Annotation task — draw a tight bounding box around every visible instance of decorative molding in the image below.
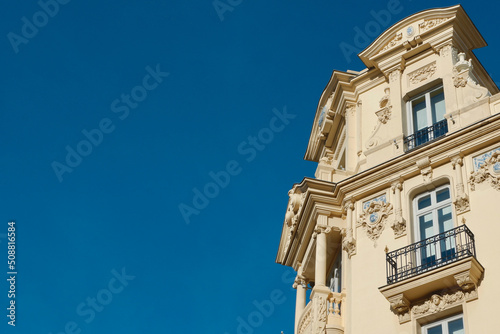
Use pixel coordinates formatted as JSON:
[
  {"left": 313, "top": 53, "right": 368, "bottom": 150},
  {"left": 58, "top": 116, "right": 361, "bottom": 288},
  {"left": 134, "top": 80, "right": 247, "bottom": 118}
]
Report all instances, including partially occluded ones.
[
  {"left": 346, "top": 103, "right": 356, "bottom": 116},
  {"left": 358, "top": 194, "right": 393, "bottom": 242},
  {"left": 408, "top": 62, "right": 437, "bottom": 85},
  {"left": 419, "top": 17, "right": 451, "bottom": 33},
  {"left": 436, "top": 43, "right": 453, "bottom": 57},
  {"left": 389, "top": 69, "right": 401, "bottom": 83},
  {"left": 341, "top": 228, "right": 356, "bottom": 258},
  {"left": 390, "top": 182, "right": 406, "bottom": 237},
  {"left": 379, "top": 33, "right": 403, "bottom": 54},
  {"left": 411, "top": 289, "right": 476, "bottom": 317},
  {"left": 283, "top": 187, "right": 306, "bottom": 257},
  {"left": 469, "top": 151, "right": 500, "bottom": 191},
  {"left": 388, "top": 294, "right": 410, "bottom": 324},
  {"left": 366, "top": 88, "right": 392, "bottom": 149},
  {"left": 453, "top": 194, "right": 470, "bottom": 213}
]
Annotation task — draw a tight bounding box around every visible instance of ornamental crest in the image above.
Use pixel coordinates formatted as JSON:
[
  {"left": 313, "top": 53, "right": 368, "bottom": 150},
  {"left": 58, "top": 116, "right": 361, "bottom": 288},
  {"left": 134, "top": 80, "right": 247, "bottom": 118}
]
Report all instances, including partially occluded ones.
[
  {"left": 358, "top": 194, "right": 393, "bottom": 241},
  {"left": 469, "top": 150, "right": 500, "bottom": 191}
]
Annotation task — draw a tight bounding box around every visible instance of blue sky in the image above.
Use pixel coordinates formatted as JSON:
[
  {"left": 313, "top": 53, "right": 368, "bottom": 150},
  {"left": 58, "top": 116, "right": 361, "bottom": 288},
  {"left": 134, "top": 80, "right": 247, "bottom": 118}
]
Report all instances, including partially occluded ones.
[{"left": 1, "top": 1, "right": 499, "bottom": 333}]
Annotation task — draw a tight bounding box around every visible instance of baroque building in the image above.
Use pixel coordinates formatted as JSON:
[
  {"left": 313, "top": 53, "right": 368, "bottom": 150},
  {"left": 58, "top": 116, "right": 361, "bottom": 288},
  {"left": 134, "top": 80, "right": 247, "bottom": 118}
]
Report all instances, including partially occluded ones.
[{"left": 276, "top": 5, "right": 500, "bottom": 334}]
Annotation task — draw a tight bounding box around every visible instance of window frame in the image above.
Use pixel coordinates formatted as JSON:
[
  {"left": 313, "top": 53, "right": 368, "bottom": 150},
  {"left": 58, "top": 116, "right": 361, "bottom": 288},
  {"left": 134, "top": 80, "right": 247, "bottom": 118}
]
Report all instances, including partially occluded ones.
[
  {"left": 412, "top": 184, "right": 455, "bottom": 268},
  {"left": 421, "top": 313, "right": 464, "bottom": 334},
  {"left": 406, "top": 85, "right": 446, "bottom": 136}
]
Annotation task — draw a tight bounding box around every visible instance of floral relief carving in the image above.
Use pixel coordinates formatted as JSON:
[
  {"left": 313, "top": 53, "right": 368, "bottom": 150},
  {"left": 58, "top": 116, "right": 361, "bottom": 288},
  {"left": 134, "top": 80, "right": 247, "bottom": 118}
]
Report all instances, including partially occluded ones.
[
  {"left": 469, "top": 151, "right": 500, "bottom": 191},
  {"left": 419, "top": 17, "right": 451, "bottom": 32},
  {"left": 379, "top": 33, "right": 403, "bottom": 54},
  {"left": 358, "top": 194, "right": 393, "bottom": 242},
  {"left": 314, "top": 295, "right": 327, "bottom": 334},
  {"left": 408, "top": 62, "right": 437, "bottom": 85}
]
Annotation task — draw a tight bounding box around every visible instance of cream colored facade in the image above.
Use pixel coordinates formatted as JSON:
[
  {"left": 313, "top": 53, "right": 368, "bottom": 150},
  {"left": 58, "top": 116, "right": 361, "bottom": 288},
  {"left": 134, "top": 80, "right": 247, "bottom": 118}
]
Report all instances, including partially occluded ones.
[{"left": 276, "top": 5, "right": 500, "bottom": 334}]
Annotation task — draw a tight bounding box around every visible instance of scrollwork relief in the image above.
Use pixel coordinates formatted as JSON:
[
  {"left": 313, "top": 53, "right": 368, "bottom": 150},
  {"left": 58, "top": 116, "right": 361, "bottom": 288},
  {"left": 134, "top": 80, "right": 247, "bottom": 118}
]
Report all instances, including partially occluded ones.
[
  {"left": 358, "top": 195, "right": 393, "bottom": 241},
  {"left": 419, "top": 17, "right": 451, "bottom": 32},
  {"left": 379, "top": 33, "right": 403, "bottom": 54},
  {"left": 408, "top": 62, "right": 437, "bottom": 85},
  {"left": 469, "top": 151, "right": 500, "bottom": 191},
  {"left": 411, "top": 289, "right": 476, "bottom": 317}
]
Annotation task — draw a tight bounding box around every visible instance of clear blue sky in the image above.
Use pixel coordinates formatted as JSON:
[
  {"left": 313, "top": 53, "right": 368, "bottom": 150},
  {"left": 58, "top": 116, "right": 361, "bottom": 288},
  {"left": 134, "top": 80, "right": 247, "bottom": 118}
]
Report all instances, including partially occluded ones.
[{"left": 1, "top": 1, "right": 499, "bottom": 333}]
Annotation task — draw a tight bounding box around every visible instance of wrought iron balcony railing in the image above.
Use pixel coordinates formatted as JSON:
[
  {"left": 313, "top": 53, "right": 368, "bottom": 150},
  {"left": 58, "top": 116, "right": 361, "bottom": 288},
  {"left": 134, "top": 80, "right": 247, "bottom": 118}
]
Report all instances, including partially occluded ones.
[
  {"left": 404, "top": 119, "right": 448, "bottom": 151},
  {"left": 386, "top": 225, "right": 476, "bottom": 284}
]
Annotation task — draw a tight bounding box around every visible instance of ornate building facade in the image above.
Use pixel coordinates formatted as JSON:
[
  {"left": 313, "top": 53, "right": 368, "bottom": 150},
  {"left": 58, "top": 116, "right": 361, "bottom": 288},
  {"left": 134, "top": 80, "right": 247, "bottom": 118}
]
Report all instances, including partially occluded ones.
[{"left": 276, "top": 5, "right": 500, "bottom": 334}]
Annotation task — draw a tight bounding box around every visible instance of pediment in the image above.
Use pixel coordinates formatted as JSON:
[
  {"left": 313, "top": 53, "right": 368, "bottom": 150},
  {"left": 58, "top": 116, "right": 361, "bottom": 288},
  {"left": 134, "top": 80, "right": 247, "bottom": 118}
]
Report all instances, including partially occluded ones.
[{"left": 359, "top": 5, "right": 486, "bottom": 69}]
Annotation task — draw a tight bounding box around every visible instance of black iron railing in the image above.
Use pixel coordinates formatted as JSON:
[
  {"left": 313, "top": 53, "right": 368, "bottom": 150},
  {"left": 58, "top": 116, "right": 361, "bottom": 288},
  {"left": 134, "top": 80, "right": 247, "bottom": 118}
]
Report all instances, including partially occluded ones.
[
  {"left": 386, "top": 225, "right": 476, "bottom": 284},
  {"left": 404, "top": 119, "right": 448, "bottom": 151}
]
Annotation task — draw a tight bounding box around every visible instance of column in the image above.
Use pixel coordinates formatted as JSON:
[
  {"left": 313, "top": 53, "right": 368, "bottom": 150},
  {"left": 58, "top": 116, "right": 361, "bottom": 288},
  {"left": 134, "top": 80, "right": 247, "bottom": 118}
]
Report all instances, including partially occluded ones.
[
  {"left": 315, "top": 229, "right": 327, "bottom": 286},
  {"left": 342, "top": 200, "right": 356, "bottom": 258},
  {"left": 293, "top": 275, "right": 307, "bottom": 334}
]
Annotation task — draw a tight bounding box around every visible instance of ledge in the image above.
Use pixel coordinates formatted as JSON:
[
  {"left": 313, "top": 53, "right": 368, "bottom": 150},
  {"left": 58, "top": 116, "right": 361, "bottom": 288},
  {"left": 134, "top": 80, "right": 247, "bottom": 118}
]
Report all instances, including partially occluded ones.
[{"left": 379, "top": 256, "right": 484, "bottom": 323}]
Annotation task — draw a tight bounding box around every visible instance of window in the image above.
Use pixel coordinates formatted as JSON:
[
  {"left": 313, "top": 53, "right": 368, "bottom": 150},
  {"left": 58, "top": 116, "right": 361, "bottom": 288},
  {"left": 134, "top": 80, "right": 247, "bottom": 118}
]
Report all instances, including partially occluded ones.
[
  {"left": 328, "top": 252, "right": 342, "bottom": 293},
  {"left": 413, "top": 185, "right": 454, "bottom": 269},
  {"left": 405, "top": 86, "right": 448, "bottom": 150},
  {"left": 422, "top": 314, "right": 464, "bottom": 334}
]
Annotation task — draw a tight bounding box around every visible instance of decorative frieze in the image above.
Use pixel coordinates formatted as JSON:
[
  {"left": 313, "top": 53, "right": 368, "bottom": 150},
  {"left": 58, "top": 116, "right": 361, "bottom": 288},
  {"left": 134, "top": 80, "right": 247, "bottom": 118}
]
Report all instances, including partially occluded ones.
[
  {"left": 411, "top": 289, "right": 476, "bottom": 317},
  {"left": 379, "top": 33, "right": 403, "bottom": 54},
  {"left": 408, "top": 62, "right": 437, "bottom": 85},
  {"left": 419, "top": 17, "right": 451, "bottom": 32},
  {"left": 358, "top": 194, "right": 393, "bottom": 242}
]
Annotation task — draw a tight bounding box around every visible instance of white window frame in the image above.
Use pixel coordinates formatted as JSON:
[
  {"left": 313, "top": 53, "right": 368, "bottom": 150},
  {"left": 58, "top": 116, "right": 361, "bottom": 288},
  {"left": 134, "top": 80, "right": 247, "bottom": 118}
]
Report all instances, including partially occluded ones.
[
  {"left": 412, "top": 184, "right": 454, "bottom": 267},
  {"left": 406, "top": 85, "right": 446, "bottom": 136},
  {"left": 421, "top": 313, "right": 464, "bottom": 334}
]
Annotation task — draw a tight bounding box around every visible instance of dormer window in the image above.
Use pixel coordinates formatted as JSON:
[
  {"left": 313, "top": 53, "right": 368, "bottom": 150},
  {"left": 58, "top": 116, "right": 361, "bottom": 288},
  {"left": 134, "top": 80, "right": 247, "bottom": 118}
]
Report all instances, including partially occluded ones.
[{"left": 404, "top": 86, "right": 448, "bottom": 150}]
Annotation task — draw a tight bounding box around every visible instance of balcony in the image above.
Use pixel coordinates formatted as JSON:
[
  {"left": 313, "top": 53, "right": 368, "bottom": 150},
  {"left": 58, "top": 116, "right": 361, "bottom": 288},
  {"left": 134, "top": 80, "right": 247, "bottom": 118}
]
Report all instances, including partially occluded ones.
[
  {"left": 404, "top": 119, "right": 448, "bottom": 151},
  {"left": 386, "top": 225, "right": 475, "bottom": 284},
  {"left": 297, "top": 291, "right": 345, "bottom": 334},
  {"left": 379, "top": 225, "right": 484, "bottom": 324}
]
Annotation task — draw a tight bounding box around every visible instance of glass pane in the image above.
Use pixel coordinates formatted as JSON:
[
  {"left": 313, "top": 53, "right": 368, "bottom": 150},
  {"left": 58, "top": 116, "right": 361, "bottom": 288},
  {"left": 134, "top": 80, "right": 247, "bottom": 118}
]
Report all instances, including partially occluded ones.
[
  {"left": 413, "top": 96, "right": 428, "bottom": 131},
  {"left": 418, "top": 195, "right": 432, "bottom": 210},
  {"left": 420, "top": 213, "right": 436, "bottom": 267},
  {"left": 427, "top": 324, "right": 443, "bottom": 334},
  {"left": 438, "top": 205, "right": 455, "bottom": 260},
  {"left": 438, "top": 205, "right": 453, "bottom": 233},
  {"left": 436, "top": 188, "right": 450, "bottom": 202},
  {"left": 431, "top": 89, "right": 446, "bottom": 123},
  {"left": 448, "top": 318, "right": 464, "bottom": 334}
]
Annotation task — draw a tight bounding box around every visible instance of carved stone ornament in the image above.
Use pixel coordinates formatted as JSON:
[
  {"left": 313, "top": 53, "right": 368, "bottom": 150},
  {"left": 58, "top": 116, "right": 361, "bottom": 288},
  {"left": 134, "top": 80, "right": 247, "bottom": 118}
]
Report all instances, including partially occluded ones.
[
  {"left": 411, "top": 289, "right": 477, "bottom": 317},
  {"left": 379, "top": 33, "right": 403, "bottom": 54},
  {"left": 341, "top": 229, "right": 356, "bottom": 258},
  {"left": 469, "top": 151, "right": 500, "bottom": 191},
  {"left": 408, "top": 62, "right": 437, "bottom": 85},
  {"left": 283, "top": 187, "right": 306, "bottom": 256},
  {"left": 319, "top": 153, "right": 334, "bottom": 166},
  {"left": 391, "top": 215, "right": 406, "bottom": 237},
  {"left": 436, "top": 43, "right": 452, "bottom": 57},
  {"left": 358, "top": 194, "right": 393, "bottom": 241},
  {"left": 389, "top": 69, "right": 400, "bottom": 83},
  {"left": 388, "top": 294, "right": 410, "bottom": 324},
  {"left": 419, "top": 17, "right": 451, "bottom": 32},
  {"left": 453, "top": 193, "right": 470, "bottom": 214},
  {"left": 315, "top": 295, "right": 327, "bottom": 334},
  {"left": 366, "top": 88, "right": 392, "bottom": 149}
]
